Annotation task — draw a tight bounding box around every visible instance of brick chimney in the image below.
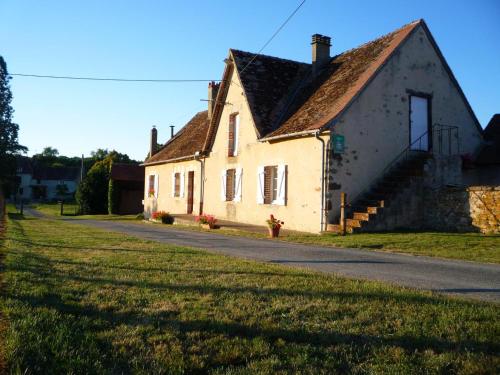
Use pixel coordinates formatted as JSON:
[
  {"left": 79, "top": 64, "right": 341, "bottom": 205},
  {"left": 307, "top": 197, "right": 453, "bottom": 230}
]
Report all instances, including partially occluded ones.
[
  {"left": 150, "top": 126, "right": 157, "bottom": 157},
  {"left": 208, "top": 81, "right": 220, "bottom": 120},
  {"left": 311, "top": 34, "right": 331, "bottom": 75}
]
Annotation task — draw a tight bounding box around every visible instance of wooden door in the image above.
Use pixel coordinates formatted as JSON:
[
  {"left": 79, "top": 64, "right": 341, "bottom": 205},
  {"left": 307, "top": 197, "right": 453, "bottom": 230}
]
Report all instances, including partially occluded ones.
[{"left": 187, "top": 171, "right": 194, "bottom": 214}]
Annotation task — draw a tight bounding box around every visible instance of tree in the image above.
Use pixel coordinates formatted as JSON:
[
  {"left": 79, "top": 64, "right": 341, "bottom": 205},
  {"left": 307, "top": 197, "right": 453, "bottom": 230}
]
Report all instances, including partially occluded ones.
[
  {"left": 0, "top": 55, "right": 27, "bottom": 194},
  {"left": 76, "top": 158, "right": 111, "bottom": 214}
]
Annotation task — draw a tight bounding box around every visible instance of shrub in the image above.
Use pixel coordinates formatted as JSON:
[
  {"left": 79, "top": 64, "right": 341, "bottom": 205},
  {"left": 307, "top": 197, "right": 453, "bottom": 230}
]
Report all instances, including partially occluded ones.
[
  {"left": 152, "top": 211, "right": 174, "bottom": 224},
  {"left": 195, "top": 214, "right": 217, "bottom": 226}
]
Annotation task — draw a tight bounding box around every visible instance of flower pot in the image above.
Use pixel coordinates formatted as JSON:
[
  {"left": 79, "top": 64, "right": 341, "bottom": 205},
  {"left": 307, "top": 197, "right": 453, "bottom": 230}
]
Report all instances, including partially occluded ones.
[
  {"left": 201, "top": 223, "right": 213, "bottom": 230},
  {"left": 268, "top": 227, "right": 280, "bottom": 238}
]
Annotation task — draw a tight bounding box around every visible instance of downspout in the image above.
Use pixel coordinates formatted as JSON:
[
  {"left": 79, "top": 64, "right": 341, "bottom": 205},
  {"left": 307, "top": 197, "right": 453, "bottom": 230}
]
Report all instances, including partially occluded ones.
[
  {"left": 315, "top": 130, "right": 326, "bottom": 232},
  {"left": 195, "top": 152, "right": 205, "bottom": 215}
]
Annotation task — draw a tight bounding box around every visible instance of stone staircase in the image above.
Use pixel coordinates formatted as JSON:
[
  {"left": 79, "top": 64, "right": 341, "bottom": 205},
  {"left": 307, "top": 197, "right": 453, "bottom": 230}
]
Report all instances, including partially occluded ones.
[{"left": 327, "top": 153, "right": 432, "bottom": 234}]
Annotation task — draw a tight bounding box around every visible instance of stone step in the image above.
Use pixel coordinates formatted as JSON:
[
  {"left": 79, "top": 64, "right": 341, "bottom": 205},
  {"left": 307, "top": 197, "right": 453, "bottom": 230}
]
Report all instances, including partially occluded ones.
[
  {"left": 352, "top": 212, "right": 372, "bottom": 221},
  {"left": 326, "top": 224, "right": 356, "bottom": 234},
  {"left": 346, "top": 218, "right": 362, "bottom": 228}
]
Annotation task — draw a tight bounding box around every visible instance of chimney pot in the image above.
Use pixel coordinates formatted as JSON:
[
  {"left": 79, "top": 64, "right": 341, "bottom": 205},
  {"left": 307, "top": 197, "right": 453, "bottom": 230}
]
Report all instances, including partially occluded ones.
[
  {"left": 208, "top": 81, "right": 220, "bottom": 120},
  {"left": 311, "top": 34, "right": 331, "bottom": 75},
  {"left": 170, "top": 125, "right": 175, "bottom": 139},
  {"left": 149, "top": 126, "right": 158, "bottom": 157}
]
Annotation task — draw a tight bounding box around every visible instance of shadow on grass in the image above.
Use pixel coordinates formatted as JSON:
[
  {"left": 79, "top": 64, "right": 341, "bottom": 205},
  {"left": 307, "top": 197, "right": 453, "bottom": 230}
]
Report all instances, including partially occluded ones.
[{"left": 7, "top": 286, "right": 499, "bottom": 358}]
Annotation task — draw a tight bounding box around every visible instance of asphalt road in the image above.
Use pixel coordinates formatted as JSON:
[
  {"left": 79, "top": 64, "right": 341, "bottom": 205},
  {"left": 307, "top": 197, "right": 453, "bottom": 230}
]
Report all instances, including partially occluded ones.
[{"left": 46, "top": 215, "right": 500, "bottom": 303}]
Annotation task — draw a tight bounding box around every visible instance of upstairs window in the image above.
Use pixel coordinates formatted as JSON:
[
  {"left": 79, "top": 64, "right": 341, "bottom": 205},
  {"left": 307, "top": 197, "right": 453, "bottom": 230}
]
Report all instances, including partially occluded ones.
[
  {"left": 228, "top": 113, "right": 239, "bottom": 157},
  {"left": 257, "top": 165, "right": 287, "bottom": 205}
]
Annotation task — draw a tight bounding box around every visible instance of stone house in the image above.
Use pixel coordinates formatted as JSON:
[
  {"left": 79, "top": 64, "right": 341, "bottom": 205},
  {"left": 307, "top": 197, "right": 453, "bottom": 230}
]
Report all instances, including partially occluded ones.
[{"left": 143, "top": 19, "right": 484, "bottom": 233}]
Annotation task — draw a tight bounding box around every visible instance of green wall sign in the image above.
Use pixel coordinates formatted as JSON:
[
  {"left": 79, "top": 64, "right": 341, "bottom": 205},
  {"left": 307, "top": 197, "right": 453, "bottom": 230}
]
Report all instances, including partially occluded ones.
[{"left": 333, "top": 134, "right": 345, "bottom": 154}]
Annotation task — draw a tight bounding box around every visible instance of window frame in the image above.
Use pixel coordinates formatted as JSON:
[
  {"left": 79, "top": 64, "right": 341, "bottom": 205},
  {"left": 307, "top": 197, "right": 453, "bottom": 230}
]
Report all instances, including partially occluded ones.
[
  {"left": 225, "top": 168, "right": 236, "bottom": 201},
  {"left": 174, "top": 172, "right": 181, "bottom": 197},
  {"left": 228, "top": 113, "right": 239, "bottom": 157}
]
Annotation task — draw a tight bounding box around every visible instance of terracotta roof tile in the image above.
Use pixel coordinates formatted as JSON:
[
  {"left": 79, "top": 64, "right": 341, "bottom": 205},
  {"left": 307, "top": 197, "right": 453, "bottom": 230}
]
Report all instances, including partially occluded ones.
[
  {"left": 145, "top": 111, "right": 209, "bottom": 164},
  {"left": 231, "top": 50, "right": 309, "bottom": 136},
  {"left": 264, "top": 20, "right": 421, "bottom": 137}
]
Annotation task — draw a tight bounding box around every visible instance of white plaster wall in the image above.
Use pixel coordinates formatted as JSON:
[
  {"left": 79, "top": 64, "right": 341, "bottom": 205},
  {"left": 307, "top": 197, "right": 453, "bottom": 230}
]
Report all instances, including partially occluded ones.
[
  {"left": 144, "top": 160, "right": 202, "bottom": 218},
  {"left": 202, "top": 68, "right": 326, "bottom": 233}
]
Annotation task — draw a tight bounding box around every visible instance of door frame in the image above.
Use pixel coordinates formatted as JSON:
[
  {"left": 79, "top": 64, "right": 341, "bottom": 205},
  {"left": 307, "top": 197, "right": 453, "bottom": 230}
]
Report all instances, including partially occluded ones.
[
  {"left": 187, "top": 171, "right": 194, "bottom": 214},
  {"left": 408, "top": 90, "right": 433, "bottom": 152}
]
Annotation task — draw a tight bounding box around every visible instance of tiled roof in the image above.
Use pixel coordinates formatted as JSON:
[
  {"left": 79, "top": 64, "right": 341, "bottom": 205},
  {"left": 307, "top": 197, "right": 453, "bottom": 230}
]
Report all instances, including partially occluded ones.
[
  {"left": 268, "top": 21, "right": 420, "bottom": 137},
  {"left": 231, "top": 50, "right": 309, "bottom": 137},
  {"left": 476, "top": 114, "right": 500, "bottom": 165},
  {"left": 111, "top": 163, "right": 144, "bottom": 182},
  {"left": 145, "top": 111, "right": 209, "bottom": 164}
]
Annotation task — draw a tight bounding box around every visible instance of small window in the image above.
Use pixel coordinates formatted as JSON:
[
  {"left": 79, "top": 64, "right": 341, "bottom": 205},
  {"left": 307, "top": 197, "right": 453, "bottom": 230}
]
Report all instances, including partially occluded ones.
[
  {"left": 174, "top": 172, "right": 180, "bottom": 197},
  {"left": 228, "top": 113, "right": 239, "bottom": 157},
  {"left": 148, "top": 175, "right": 155, "bottom": 197},
  {"left": 225, "top": 168, "right": 236, "bottom": 201}
]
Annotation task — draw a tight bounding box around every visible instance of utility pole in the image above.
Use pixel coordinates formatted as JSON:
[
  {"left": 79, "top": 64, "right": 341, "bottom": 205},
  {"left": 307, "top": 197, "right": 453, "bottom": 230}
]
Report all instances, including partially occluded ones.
[{"left": 80, "top": 154, "right": 84, "bottom": 182}]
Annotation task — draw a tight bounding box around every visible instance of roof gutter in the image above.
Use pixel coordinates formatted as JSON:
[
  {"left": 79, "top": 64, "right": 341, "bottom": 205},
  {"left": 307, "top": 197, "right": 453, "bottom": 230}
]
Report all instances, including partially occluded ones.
[
  {"left": 259, "top": 129, "right": 321, "bottom": 143},
  {"left": 141, "top": 153, "right": 205, "bottom": 167}
]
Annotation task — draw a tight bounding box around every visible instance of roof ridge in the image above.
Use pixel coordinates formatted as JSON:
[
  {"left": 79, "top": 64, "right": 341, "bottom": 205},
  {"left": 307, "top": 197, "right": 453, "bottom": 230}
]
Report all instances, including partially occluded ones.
[{"left": 230, "top": 48, "right": 310, "bottom": 66}]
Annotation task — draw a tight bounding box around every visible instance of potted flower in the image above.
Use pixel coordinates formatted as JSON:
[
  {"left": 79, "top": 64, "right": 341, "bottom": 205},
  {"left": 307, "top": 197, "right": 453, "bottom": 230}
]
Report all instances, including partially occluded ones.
[
  {"left": 151, "top": 211, "right": 174, "bottom": 224},
  {"left": 195, "top": 214, "right": 218, "bottom": 229},
  {"left": 266, "top": 214, "right": 284, "bottom": 238}
]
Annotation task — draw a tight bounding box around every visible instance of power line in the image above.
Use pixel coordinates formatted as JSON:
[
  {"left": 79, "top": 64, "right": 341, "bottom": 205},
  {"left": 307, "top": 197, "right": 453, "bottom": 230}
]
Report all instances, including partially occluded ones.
[
  {"left": 238, "top": 0, "right": 307, "bottom": 76},
  {"left": 10, "top": 73, "right": 221, "bottom": 83}
]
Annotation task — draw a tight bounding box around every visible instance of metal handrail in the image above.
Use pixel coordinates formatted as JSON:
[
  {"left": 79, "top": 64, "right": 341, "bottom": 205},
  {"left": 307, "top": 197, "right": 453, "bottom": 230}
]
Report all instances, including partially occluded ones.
[{"left": 345, "top": 124, "right": 459, "bottom": 210}]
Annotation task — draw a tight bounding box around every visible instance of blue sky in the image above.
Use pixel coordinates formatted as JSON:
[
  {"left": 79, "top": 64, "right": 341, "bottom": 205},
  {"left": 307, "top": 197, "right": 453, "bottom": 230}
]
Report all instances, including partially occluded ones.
[{"left": 1, "top": 0, "right": 499, "bottom": 160}]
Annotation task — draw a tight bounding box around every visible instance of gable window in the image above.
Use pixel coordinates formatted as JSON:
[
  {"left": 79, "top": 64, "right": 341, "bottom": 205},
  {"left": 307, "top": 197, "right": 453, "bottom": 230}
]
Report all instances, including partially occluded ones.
[
  {"left": 257, "top": 165, "right": 286, "bottom": 205},
  {"left": 148, "top": 174, "right": 158, "bottom": 198},
  {"left": 171, "top": 171, "right": 185, "bottom": 198},
  {"left": 221, "top": 168, "right": 242, "bottom": 202},
  {"left": 228, "top": 113, "right": 239, "bottom": 157}
]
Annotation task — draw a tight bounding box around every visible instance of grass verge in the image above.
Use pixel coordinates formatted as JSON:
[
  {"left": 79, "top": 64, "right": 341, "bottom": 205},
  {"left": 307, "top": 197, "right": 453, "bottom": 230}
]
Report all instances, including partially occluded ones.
[
  {"left": 31, "top": 204, "right": 500, "bottom": 263},
  {"left": 0, "top": 208, "right": 499, "bottom": 373}
]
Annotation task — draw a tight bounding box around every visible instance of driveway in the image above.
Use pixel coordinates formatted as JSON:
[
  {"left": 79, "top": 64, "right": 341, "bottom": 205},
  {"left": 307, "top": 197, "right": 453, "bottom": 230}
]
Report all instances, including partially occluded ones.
[{"left": 43, "top": 214, "right": 500, "bottom": 303}]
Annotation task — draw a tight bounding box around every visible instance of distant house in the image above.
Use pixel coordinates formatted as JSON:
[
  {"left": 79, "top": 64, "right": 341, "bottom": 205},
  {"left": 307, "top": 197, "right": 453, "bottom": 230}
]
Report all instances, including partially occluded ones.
[
  {"left": 16, "top": 157, "right": 81, "bottom": 201},
  {"left": 109, "top": 163, "right": 144, "bottom": 214},
  {"left": 464, "top": 114, "right": 500, "bottom": 185},
  {"left": 142, "top": 19, "right": 484, "bottom": 233}
]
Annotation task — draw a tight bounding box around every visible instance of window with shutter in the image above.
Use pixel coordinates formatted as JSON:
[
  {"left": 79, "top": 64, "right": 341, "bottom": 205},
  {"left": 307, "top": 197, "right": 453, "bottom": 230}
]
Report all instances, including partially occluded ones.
[
  {"left": 263, "top": 166, "right": 275, "bottom": 204},
  {"left": 228, "top": 113, "right": 238, "bottom": 157},
  {"left": 226, "top": 168, "right": 236, "bottom": 201},
  {"left": 262, "top": 165, "right": 286, "bottom": 205},
  {"left": 174, "top": 173, "right": 180, "bottom": 197}
]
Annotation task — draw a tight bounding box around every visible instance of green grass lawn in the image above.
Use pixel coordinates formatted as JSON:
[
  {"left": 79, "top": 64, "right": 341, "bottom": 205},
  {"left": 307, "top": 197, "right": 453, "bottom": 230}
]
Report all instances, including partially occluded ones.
[
  {"left": 0, "top": 209, "right": 499, "bottom": 373},
  {"left": 29, "top": 204, "right": 500, "bottom": 263}
]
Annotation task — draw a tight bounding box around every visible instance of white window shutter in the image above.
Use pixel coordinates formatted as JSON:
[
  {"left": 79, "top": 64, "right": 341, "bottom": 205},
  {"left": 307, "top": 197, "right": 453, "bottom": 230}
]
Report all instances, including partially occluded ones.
[
  {"left": 257, "top": 166, "right": 265, "bottom": 204},
  {"left": 154, "top": 174, "right": 159, "bottom": 199},
  {"left": 171, "top": 172, "right": 176, "bottom": 197},
  {"left": 180, "top": 171, "right": 185, "bottom": 198},
  {"left": 220, "top": 170, "right": 227, "bottom": 201},
  {"left": 276, "top": 165, "right": 286, "bottom": 206},
  {"left": 234, "top": 168, "right": 242, "bottom": 202},
  {"left": 234, "top": 114, "right": 240, "bottom": 156}
]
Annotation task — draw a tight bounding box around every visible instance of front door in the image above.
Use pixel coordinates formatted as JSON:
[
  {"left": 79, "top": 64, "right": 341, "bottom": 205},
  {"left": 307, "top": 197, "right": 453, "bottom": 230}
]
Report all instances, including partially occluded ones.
[
  {"left": 187, "top": 171, "right": 194, "bottom": 214},
  {"left": 410, "top": 95, "right": 431, "bottom": 151}
]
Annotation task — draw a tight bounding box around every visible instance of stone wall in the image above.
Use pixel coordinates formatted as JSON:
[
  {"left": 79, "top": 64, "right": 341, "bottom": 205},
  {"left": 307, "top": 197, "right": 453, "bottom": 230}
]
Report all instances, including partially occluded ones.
[{"left": 424, "top": 186, "right": 499, "bottom": 234}]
